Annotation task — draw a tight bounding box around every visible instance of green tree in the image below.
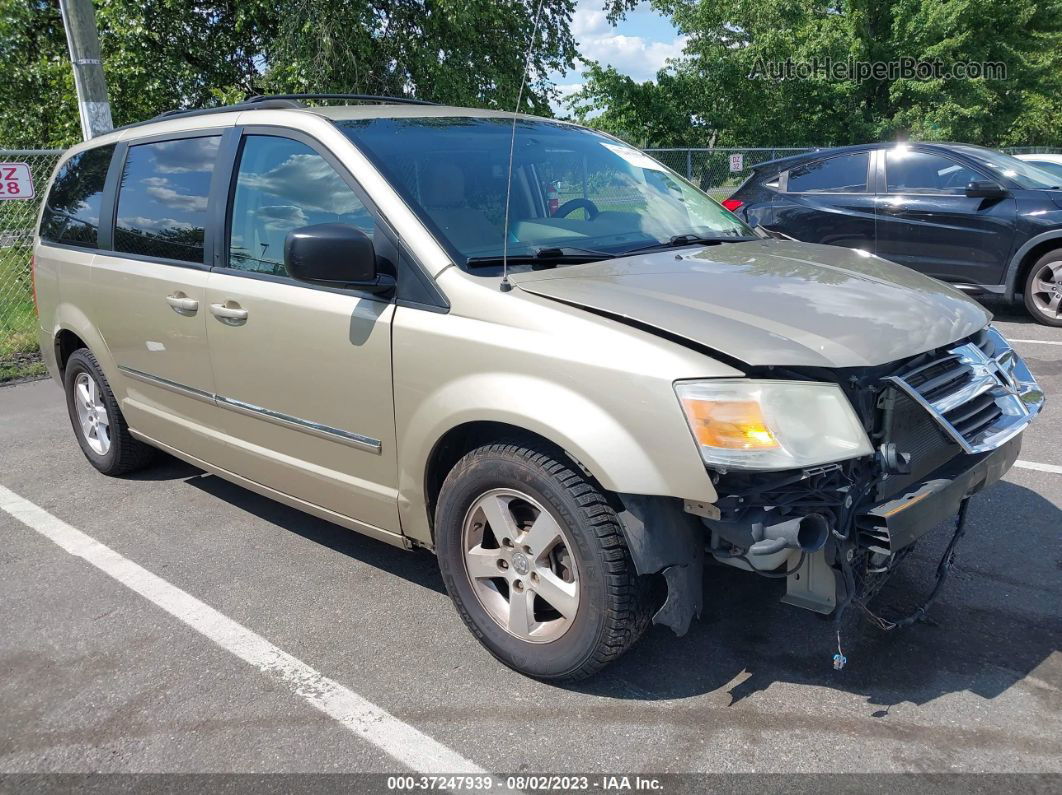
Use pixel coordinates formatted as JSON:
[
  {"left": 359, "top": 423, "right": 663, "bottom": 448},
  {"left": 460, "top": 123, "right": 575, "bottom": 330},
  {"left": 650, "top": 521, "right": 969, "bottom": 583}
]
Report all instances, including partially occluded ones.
[
  {"left": 0, "top": 0, "right": 586, "bottom": 148},
  {"left": 570, "top": 0, "right": 1062, "bottom": 147},
  {"left": 565, "top": 64, "right": 709, "bottom": 147},
  {"left": 0, "top": 0, "right": 79, "bottom": 146},
  {"left": 0, "top": 0, "right": 271, "bottom": 147},
  {"left": 265, "top": 0, "right": 581, "bottom": 115}
]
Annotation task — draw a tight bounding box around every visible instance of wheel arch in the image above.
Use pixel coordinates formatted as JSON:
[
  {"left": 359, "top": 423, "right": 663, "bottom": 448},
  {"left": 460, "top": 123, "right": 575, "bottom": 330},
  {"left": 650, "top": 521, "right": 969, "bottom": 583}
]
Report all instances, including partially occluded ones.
[
  {"left": 48, "top": 302, "right": 118, "bottom": 382},
  {"left": 422, "top": 420, "right": 617, "bottom": 545},
  {"left": 54, "top": 328, "right": 88, "bottom": 375},
  {"left": 1005, "top": 232, "right": 1062, "bottom": 300}
]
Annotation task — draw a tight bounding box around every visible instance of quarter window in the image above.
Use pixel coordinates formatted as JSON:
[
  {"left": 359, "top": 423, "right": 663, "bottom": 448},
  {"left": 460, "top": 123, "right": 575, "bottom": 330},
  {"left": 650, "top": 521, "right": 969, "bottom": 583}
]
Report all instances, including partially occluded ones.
[
  {"left": 39, "top": 145, "right": 115, "bottom": 248},
  {"left": 114, "top": 136, "right": 221, "bottom": 263},
  {"left": 227, "top": 135, "right": 373, "bottom": 276},
  {"left": 787, "top": 153, "right": 869, "bottom": 193},
  {"left": 885, "top": 150, "right": 979, "bottom": 194}
]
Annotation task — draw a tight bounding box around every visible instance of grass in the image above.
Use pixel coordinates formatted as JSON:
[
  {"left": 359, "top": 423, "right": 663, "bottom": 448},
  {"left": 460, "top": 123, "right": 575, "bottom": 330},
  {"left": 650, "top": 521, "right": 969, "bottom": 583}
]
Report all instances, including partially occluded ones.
[
  {"left": 0, "top": 358, "right": 45, "bottom": 383},
  {"left": 0, "top": 245, "right": 44, "bottom": 384}
]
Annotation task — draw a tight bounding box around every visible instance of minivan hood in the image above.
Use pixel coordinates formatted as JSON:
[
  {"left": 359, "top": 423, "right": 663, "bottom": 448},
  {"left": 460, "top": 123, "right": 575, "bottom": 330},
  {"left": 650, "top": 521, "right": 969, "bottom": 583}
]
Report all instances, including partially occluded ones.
[{"left": 510, "top": 240, "right": 990, "bottom": 369}]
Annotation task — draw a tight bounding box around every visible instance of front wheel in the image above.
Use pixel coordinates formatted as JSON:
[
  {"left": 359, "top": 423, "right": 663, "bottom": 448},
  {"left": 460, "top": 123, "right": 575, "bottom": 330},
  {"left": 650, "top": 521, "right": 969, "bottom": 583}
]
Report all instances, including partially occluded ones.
[
  {"left": 435, "top": 441, "right": 653, "bottom": 680},
  {"left": 1023, "top": 251, "right": 1062, "bottom": 326}
]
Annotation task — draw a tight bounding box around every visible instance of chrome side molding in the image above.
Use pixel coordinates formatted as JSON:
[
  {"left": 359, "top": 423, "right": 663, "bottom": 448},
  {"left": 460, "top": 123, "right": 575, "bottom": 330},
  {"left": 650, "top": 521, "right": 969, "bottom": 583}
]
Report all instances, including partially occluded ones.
[
  {"left": 119, "top": 365, "right": 215, "bottom": 404},
  {"left": 215, "top": 395, "right": 382, "bottom": 453},
  {"left": 117, "top": 365, "right": 382, "bottom": 454}
]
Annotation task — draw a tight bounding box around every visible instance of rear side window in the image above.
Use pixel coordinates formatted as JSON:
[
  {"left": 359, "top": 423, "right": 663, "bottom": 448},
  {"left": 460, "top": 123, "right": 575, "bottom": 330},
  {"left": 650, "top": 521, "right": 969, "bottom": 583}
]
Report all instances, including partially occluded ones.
[
  {"left": 114, "top": 136, "right": 221, "bottom": 263},
  {"left": 885, "top": 150, "right": 980, "bottom": 194},
  {"left": 39, "top": 145, "right": 115, "bottom": 248},
  {"left": 787, "top": 152, "right": 869, "bottom": 193}
]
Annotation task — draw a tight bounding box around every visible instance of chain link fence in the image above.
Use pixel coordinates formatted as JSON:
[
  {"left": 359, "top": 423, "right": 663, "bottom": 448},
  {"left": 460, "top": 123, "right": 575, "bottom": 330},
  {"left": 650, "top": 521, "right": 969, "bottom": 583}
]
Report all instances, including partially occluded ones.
[
  {"left": 646, "top": 147, "right": 815, "bottom": 200},
  {"left": 0, "top": 149, "right": 61, "bottom": 376}
]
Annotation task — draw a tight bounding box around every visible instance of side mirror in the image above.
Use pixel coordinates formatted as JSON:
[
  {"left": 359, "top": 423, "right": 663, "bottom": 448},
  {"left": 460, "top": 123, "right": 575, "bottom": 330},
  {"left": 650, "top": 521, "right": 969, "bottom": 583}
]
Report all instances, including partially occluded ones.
[
  {"left": 965, "top": 180, "right": 1007, "bottom": 199},
  {"left": 284, "top": 223, "right": 395, "bottom": 293}
]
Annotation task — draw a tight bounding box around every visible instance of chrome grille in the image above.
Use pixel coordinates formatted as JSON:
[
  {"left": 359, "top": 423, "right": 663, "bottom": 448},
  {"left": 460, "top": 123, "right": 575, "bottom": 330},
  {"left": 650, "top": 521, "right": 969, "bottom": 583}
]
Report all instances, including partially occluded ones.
[{"left": 884, "top": 327, "right": 1044, "bottom": 455}]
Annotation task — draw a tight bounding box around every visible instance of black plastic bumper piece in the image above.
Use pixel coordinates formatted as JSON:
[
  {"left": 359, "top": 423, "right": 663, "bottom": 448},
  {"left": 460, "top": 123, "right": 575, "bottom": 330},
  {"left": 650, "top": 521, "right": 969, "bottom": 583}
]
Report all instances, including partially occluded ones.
[
  {"left": 616, "top": 495, "right": 704, "bottom": 636},
  {"left": 858, "top": 434, "right": 1021, "bottom": 554}
]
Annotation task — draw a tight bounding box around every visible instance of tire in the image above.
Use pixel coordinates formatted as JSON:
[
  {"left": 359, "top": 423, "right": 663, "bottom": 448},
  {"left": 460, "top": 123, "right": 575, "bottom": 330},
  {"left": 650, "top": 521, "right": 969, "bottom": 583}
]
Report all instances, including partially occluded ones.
[
  {"left": 64, "top": 349, "right": 156, "bottom": 476},
  {"left": 1022, "top": 251, "right": 1062, "bottom": 327},
  {"left": 435, "top": 439, "right": 653, "bottom": 680}
]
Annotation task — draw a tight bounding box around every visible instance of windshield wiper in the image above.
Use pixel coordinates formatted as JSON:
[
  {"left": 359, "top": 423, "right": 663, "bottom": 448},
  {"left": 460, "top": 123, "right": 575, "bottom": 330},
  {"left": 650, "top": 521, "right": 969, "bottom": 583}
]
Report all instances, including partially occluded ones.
[
  {"left": 465, "top": 245, "right": 617, "bottom": 269},
  {"left": 621, "top": 233, "right": 757, "bottom": 255}
]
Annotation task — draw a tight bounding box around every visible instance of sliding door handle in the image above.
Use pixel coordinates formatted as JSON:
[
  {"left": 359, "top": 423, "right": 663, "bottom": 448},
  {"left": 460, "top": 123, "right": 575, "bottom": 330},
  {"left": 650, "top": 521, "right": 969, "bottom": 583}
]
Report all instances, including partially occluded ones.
[
  {"left": 210, "top": 302, "right": 248, "bottom": 325},
  {"left": 165, "top": 293, "right": 199, "bottom": 315}
]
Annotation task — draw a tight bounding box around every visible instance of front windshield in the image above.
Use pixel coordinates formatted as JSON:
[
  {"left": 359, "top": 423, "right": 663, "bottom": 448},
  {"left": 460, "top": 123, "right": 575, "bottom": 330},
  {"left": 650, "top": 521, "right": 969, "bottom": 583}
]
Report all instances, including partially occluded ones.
[
  {"left": 338, "top": 117, "right": 752, "bottom": 270},
  {"left": 950, "top": 146, "right": 1062, "bottom": 190}
]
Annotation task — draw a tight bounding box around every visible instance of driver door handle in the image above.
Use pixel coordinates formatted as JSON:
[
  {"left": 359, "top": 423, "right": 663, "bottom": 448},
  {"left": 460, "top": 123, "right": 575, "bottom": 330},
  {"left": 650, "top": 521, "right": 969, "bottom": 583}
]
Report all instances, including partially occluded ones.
[
  {"left": 165, "top": 293, "right": 199, "bottom": 315},
  {"left": 210, "top": 302, "right": 248, "bottom": 325}
]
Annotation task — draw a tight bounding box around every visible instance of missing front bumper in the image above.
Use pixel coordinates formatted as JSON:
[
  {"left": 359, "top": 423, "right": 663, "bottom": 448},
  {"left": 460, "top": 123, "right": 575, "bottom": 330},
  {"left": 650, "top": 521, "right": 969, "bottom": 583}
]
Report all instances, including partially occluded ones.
[
  {"left": 783, "top": 433, "right": 1022, "bottom": 616},
  {"left": 857, "top": 434, "right": 1022, "bottom": 555}
]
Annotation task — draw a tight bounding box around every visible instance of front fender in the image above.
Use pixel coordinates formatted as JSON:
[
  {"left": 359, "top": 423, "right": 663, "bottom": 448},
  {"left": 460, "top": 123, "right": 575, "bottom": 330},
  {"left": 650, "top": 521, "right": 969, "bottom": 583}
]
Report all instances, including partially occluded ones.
[{"left": 396, "top": 371, "right": 717, "bottom": 546}]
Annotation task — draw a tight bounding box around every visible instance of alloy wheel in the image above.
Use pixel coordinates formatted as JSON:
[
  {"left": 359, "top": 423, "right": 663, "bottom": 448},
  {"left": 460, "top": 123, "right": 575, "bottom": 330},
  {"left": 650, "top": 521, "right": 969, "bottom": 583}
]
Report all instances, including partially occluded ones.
[
  {"left": 1030, "top": 259, "right": 1062, "bottom": 320},
  {"left": 74, "top": 371, "right": 111, "bottom": 456},
  {"left": 461, "top": 488, "right": 580, "bottom": 643}
]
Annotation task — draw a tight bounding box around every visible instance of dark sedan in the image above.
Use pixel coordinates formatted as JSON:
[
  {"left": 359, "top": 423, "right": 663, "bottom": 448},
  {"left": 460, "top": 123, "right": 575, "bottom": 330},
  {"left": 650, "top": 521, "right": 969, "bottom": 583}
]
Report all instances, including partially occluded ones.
[{"left": 723, "top": 142, "right": 1062, "bottom": 326}]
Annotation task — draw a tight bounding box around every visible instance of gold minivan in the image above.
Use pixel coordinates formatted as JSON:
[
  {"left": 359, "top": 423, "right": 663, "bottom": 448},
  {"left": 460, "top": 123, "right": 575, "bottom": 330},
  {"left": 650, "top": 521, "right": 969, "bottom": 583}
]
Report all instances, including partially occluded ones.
[{"left": 34, "top": 95, "right": 1043, "bottom": 679}]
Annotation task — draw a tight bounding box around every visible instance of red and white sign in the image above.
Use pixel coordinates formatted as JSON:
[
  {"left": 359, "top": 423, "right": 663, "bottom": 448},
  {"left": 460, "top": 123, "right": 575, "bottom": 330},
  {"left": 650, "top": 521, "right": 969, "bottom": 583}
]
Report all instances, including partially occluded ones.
[
  {"left": 0, "top": 163, "right": 34, "bottom": 200},
  {"left": 728, "top": 153, "right": 744, "bottom": 173}
]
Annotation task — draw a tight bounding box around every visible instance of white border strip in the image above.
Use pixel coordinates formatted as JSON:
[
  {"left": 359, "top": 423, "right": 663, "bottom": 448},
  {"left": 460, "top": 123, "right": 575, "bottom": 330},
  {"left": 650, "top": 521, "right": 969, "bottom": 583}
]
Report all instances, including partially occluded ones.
[
  {"left": 1014, "top": 459, "right": 1062, "bottom": 475},
  {"left": 0, "top": 484, "right": 487, "bottom": 775},
  {"left": 1009, "top": 338, "right": 1062, "bottom": 346}
]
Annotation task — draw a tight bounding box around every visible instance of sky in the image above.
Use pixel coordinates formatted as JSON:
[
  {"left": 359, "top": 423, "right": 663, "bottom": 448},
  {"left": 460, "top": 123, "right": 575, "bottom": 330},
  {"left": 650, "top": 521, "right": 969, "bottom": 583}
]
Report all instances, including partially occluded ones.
[{"left": 549, "top": 1, "right": 686, "bottom": 113}]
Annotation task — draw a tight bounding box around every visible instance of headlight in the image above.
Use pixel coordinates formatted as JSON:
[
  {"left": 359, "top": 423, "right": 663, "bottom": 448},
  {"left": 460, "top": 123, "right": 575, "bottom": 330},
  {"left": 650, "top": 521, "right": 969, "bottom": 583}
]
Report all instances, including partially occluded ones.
[{"left": 675, "top": 379, "right": 873, "bottom": 470}]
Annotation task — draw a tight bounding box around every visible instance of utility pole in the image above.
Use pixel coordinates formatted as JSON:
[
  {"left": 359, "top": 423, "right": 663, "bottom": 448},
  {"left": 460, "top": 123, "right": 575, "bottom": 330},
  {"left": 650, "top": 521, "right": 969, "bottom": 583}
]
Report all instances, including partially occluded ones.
[{"left": 59, "top": 0, "right": 113, "bottom": 139}]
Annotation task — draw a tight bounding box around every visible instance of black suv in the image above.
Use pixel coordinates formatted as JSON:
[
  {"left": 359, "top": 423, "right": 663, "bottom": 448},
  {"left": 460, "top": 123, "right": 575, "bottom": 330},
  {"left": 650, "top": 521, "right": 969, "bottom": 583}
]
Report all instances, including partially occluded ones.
[{"left": 723, "top": 142, "right": 1062, "bottom": 326}]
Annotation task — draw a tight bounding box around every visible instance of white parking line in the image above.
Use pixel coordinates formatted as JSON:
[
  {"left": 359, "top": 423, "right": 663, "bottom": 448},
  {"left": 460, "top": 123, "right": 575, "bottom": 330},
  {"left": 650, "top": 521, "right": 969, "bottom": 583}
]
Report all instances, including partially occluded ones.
[
  {"left": 0, "top": 483, "right": 488, "bottom": 776},
  {"left": 1010, "top": 338, "right": 1062, "bottom": 346},
  {"left": 1015, "top": 459, "right": 1062, "bottom": 475}
]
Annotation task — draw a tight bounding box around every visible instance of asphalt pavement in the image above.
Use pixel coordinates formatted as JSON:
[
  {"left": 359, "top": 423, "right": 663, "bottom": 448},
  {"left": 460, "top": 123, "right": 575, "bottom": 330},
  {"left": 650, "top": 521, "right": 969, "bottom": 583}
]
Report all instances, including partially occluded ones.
[{"left": 1, "top": 309, "right": 1059, "bottom": 777}]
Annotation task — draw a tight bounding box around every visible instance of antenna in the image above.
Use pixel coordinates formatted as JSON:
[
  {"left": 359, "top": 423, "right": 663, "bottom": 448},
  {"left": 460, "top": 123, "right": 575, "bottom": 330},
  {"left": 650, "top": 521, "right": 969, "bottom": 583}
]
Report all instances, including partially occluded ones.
[{"left": 500, "top": 0, "right": 547, "bottom": 293}]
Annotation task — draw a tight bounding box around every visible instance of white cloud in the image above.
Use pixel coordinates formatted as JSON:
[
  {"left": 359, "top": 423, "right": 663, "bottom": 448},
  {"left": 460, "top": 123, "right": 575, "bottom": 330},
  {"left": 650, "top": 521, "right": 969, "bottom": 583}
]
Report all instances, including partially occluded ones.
[
  {"left": 572, "top": 6, "right": 609, "bottom": 37},
  {"left": 145, "top": 183, "right": 209, "bottom": 213},
  {"left": 241, "top": 153, "right": 360, "bottom": 215},
  {"left": 569, "top": 1, "right": 687, "bottom": 83},
  {"left": 554, "top": 82, "right": 586, "bottom": 99},
  {"left": 150, "top": 137, "right": 220, "bottom": 173}
]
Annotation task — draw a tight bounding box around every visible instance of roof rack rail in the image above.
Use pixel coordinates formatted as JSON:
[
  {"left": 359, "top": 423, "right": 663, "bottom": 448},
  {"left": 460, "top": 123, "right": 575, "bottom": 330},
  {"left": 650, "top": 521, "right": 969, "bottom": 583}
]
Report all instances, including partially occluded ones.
[
  {"left": 246, "top": 93, "right": 437, "bottom": 106},
  {"left": 151, "top": 98, "right": 302, "bottom": 120},
  {"left": 244, "top": 92, "right": 435, "bottom": 105},
  {"left": 113, "top": 93, "right": 436, "bottom": 134}
]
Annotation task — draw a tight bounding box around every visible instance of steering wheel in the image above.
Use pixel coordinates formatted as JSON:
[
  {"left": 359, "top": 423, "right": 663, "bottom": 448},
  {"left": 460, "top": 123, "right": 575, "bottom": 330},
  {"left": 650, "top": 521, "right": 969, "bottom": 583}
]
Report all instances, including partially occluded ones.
[{"left": 554, "top": 198, "right": 600, "bottom": 220}]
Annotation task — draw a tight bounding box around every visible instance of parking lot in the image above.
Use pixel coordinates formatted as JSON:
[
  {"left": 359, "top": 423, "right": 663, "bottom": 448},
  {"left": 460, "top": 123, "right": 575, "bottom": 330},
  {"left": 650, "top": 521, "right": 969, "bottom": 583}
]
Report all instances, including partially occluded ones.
[{"left": 0, "top": 307, "right": 1059, "bottom": 778}]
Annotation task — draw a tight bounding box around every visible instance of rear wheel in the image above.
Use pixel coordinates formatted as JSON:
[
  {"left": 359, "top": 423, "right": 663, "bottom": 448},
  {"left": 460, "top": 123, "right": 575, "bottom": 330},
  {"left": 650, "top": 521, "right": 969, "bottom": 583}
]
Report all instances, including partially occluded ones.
[
  {"left": 435, "top": 440, "right": 652, "bottom": 680},
  {"left": 1023, "top": 251, "right": 1062, "bottom": 326},
  {"left": 64, "top": 349, "right": 155, "bottom": 476}
]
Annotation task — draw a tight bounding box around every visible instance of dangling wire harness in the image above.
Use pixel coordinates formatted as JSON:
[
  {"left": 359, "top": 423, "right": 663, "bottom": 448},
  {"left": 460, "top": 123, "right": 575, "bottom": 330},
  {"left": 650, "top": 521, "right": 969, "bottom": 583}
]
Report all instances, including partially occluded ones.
[{"left": 857, "top": 498, "right": 972, "bottom": 631}]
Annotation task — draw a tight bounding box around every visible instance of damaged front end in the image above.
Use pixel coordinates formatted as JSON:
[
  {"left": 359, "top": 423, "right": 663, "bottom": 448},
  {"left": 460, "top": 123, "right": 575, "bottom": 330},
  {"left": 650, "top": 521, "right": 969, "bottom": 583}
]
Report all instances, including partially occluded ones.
[{"left": 618, "top": 326, "right": 1043, "bottom": 637}]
